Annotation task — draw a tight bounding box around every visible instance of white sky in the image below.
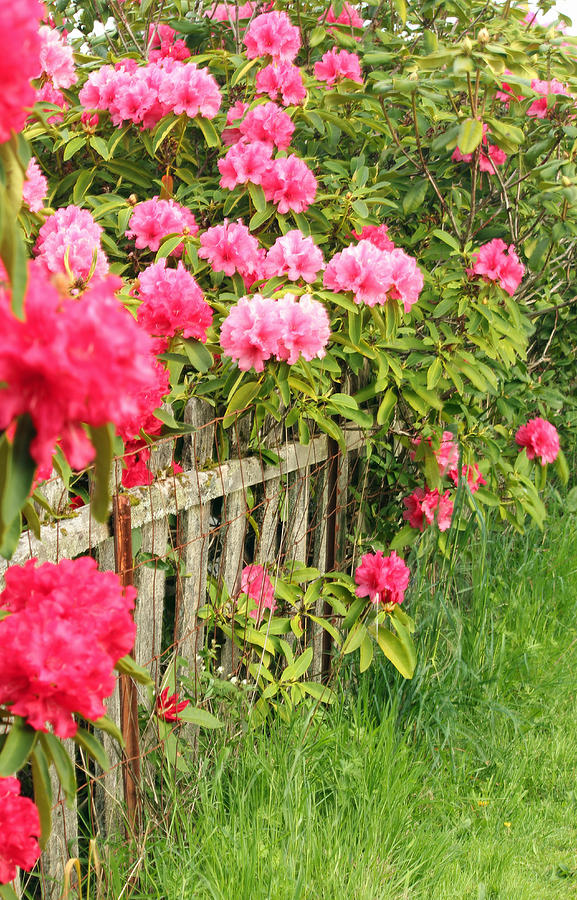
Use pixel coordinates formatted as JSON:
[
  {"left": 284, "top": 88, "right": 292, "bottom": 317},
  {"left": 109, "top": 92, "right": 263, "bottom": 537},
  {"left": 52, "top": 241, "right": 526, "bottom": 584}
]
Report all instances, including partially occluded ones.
[{"left": 545, "top": 0, "right": 577, "bottom": 27}]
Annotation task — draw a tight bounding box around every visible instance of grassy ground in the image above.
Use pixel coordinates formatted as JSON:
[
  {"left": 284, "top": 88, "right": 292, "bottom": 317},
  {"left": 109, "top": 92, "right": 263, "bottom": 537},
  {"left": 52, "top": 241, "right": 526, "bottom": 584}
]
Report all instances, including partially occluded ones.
[{"left": 104, "top": 502, "right": 577, "bottom": 899}]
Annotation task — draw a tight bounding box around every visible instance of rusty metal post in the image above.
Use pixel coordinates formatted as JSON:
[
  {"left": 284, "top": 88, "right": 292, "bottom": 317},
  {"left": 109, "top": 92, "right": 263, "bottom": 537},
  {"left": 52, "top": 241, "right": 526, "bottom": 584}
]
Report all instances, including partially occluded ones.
[{"left": 113, "top": 494, "right": 141, "bottom": 837}]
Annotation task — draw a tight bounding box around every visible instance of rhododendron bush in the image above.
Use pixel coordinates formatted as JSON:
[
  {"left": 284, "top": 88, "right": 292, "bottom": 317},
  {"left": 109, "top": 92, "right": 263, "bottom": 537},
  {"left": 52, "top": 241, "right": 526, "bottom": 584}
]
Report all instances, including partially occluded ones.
[{"left": 0, "top": 0, "right": 576, "bottom": 884}]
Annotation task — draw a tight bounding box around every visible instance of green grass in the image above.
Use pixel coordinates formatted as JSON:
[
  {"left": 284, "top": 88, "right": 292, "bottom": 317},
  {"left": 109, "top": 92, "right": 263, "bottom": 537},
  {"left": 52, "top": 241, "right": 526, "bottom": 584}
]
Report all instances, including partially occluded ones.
[{"left": 104, "top": 504, "right": 577, "bottom": 899}]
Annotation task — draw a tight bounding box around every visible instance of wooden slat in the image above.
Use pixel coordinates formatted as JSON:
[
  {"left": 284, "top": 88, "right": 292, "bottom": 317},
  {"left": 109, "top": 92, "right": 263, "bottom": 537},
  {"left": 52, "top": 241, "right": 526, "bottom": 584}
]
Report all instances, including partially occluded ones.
[
  {"left": 42, "top": 740, "right": 78, "bottom": 900},
  {"left": 218, "top": 489, "right": 247, "bottom": 677}
]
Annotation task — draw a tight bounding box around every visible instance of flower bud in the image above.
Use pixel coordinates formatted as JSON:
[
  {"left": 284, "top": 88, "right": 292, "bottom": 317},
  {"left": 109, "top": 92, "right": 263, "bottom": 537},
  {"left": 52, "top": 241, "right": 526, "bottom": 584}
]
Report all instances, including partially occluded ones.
[
  {"left": 477, "top": 27, "right": 490, "bottom": 45},
  {"left": 462, "top": 37, "right": 473, "bottom": 55}
]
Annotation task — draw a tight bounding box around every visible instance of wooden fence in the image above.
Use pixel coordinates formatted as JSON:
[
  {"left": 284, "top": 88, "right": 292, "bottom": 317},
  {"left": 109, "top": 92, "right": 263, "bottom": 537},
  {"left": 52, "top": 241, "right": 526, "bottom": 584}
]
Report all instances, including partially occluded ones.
[{"left": 1, "top": 401, "right": 366, "bottom": 899}]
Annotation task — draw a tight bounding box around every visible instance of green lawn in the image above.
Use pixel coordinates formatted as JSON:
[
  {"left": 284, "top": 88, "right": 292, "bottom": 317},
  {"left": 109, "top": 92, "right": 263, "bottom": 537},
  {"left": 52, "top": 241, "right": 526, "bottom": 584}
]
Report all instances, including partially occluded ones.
[{"left": 105, "top": 504, "right": 577, "bottom": 899}]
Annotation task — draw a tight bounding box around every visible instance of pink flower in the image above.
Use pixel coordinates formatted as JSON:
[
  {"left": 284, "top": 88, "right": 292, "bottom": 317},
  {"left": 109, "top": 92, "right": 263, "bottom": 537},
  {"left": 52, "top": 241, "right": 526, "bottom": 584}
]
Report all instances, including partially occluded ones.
[
  {"left": 241, "top": 564, "right": 277, "bottom": 623},
  {"left": 34, "top": 81, "right": 68, "bottom": 123},
  {"left": 116, "top": 358, "right": 170, "bottom": 444},
  {"left": 264, "top": 230, "right": 324, "bottom": 282},
  {"left": 354, "top": 550, "right": 410, "bottom": 605},
  {"left": 435, "top": 431, "right": 459, "bottom": 476},
  {"left": 199, "top": 220, "right": 262, "bottom": 279},
  {"left": 121, "top": 442, "right": 154, "bottom": 488},
  {"left": 527, "top": 78, "right": 571, "bottom": 118},
  {"left": 239, "top": 102, "right": 295, "bottom": 150},
  {"left": 471, "top": 239, "right": 525, "bottom": 296},
  {"left": 34, "top": 206, "right": 109, "bottom": 285},
  {"left": 515, "top": 417, "right": 560, "bottom": 465},
  {"left": 314, "top": 49, "right": 363, "bottom": 86},
  {"left": 496, "top": 72, "right": 525, "bottom": 107},
  {"left": 220, "top": 294, "right": 280, "bottom": 371},
  {"left": 452, "top": 123, "right": 507, "bottom": 174},
  {"left": 261, "top": 155, "right": 317, "bottom": 214},
  {"left": 156, "top": 686, "right": 190, "bottom": 722},
  {"left": 159, "top": 62, "right": 222, "bottom": 119},
  {"left": 403, "top": 488, "right": 453, "bottom": 532},
  {"left": 126, "top": 197, "right": 198, "bottom": 253},
  {"left": 38, "top": 25, "right": 77, "bottom": 88},
  {"left": 275, "top": 293, "right": 331, "bottom": 364},
  {"left": 22, "top": 158, "right": 47, "bottom": 213},
  {"left": 324, "top": 242, "right": 423, "bottom": 310},
  {"left": 0, "top": 558, "right": 136, "bottom": 738},
  {"left": 256, "top": 63, "right": 306, "bottom": 106},
  {"left": 222, "top": 100, "right": 249, "bottom": 144},
  {"left": 0, "top": 266, "right": 164, "bottom": 470},
  {"left": 353, "top": 223, "right": 395, "bottom": 251},
  {"left": 147, "top": 23, "right": 189, "bottom": 62},
  {"left": 0, "top": 777, "right": 41, "bottom": 884},
  {"left": 218, "top": 140, "right": 273, "bottom": 189},
  {"left": 449, "top": 463, "right": 486, "bottom": 492},
  {"left": 206, "top": 2, "right": 259, "bottom": 22},
  {"left": 0, "top": 1, "right": 44, "bottom": 143},
  {"left": 326, "top": 2, "right": 364, "bottom": 29},
  {"left": 244, "top": 11, "right": 301, "bottom": 63},
  {"left": 136, "top": 259, "right": 213, "bottom": 341}
]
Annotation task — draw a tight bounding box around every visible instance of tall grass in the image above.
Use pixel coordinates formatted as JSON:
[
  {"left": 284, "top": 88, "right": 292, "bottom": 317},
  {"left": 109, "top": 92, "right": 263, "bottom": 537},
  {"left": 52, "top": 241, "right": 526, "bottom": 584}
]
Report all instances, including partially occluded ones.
[{"left": 103, "top": 500, "right": 577, "bottom": 899}]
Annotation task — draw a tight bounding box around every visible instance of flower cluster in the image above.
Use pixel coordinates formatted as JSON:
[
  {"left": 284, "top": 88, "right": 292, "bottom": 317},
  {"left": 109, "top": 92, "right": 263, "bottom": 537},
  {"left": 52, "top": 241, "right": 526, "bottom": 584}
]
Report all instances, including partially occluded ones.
[
  {"left": 79, "top": 59, "right": 222, "bottom": 129},
  {"left": 515, "top": 417, "right": 560, "bottom": 465},
  {"left": 0, "top": 1, "right": 45, "bottom": 143},
  {"left": 527, "top": 78, "right": 571, "bottom": 119},
  {"left": 156, "top": 686, "right": 190, "bottom": 722},
  {"left": 241, "top": 564, "right": 277, "bottom": 623},
  {"left": 199, "top": 220, "right": 263, "bottom": 280},
  {"left": 256, "top": 63, "right": 306, "bottom": 106},
  {"left": 136, "top": 259, "right": 213, "bottom": 341},
  {"left": 0, "top": 777, "right": 41, "bottom": 885},
  {"left": 0, "top": 557, "right": 136, "bottom": 738},
  {"left": 354, "top": 551, "right": 410, "bottom": 606},
  {"left": 244, "top": 11, "right": 301, "bottom": 63},
  {"left": 450, "top": 463, "right": 486, "bottom": 492},
  {"left": 314, "top": 49, "right": 363, "bottom": 87},
  {"left": 470, "top": 239, "right": 525, "bottom": 296},
  {"left": 38, "top": 24, "right": 77, "bottom": 88},
  {"left": 239, "top": 102, "right": 295, "bottom": 149},
  {"left": 218, "top": 140, "right": 273, "bottom": 189},
  {"left": 0, "top": 265, "right": 164, "bottom": 470},
  {"left": 220, "top": 293, "right": 330, "bottom": 371},
  {"left": 126, "top": 197, "right": 198, "bottom": 253},
  {"left": 403, "top": 487, "right": 454, "bottom": 532},
  {"left": 413, "top": 430, "right": 459, "bottom": 476},
  {"left": 326, "top": 2, "right": 364, "bottom": 30},
  {"left": 264, "top": 230, "right": 324, "bottom": 283},
  {"left": 354, "top": 223, "right": 395, "bottom": 251},
  {"left": 261, "top": 155, "right": 317, "bottom": 214},
  {"left": 34, "top": 205, "right": 109, "bottom": 285},
  {"left": 324, "top": 241, "right": 423, "bottom": 311},
  {"left": 451, "top": 124, "right": 507, "bottom": 174},
  {"left": 22, "top": 157, "right": 47, "bottom": 213},
  {"left": 147, "top": 23, "right": 189, "bottom": 62}
]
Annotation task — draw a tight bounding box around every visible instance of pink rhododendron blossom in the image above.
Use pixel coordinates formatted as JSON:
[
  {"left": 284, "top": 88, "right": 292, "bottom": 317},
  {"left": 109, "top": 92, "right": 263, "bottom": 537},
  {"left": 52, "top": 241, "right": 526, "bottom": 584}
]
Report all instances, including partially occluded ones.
[
  {"left": 207, "top": 2, "right": 258, "bottom": 22},
  {"left": 0, "top": 777, "right": 41, "bottom": 884},
  {"left": 34, "top": 81, "right": 68, "bottom": 124},
  {"left": 326, "top": 2, "right": 364, "bottom": 29},
  {"left": 222, "top": 100, "right": 249, "bottom": 144},
  {"left": 451, "top": 123, "right": 507, "bottom": 174},
  {"left": 354, "top": 551, "right": 410, "bottom": 605},
  {"left": 147, "top": 23, "right": 189, "bottom": 62},
  {"left": 353, "top": 223, "right": 395, "bottom": 251},
  {"left": 264, "top": 230, "right": 324, "bottom": 282},
  {"left": 218, "top": 140, "right": 273, "bottom": 189},
  {"left": 136, "top": 259, "right": 212, "bottom": 341},
  {"left": 241, "top": 564, "right": 277, "bottom": 623},
  {"left": 126, "top": 197, "right": 197, "bottom": 253},
  {"left": 411, "top": 431, "right": 458, "bottom": 475},
  {"left": 239, "top": 102, "right": 295, "bottom": 150},
  {"left": 403, "top": 488, "right": 453, "bottom": 532},
  {"left": 314, "top": 49, "right": 363, "bottom": 86},
  {"left": 220, "top": 294, "right": 280, "bottom": 371},
  {"left": 38, "top": 24, "right": 77, "bottom": 88},
  {"left": 121, "top": 442, "right": 154, "bottom": 488},
  {"left": 275, "top": 293, "right": 330, "bottom": 364},
  {"left": 199, "top": 220, "right": 262, "bottom": 279},
  {"left": 116, "top": 356, "right": 170, "bottom": 444},
  {"left": 471, "top": 239, "right": 525, "bottom": 295},
  {"left": 34, "top": 205, "right": 109, "bottom": 285},
  {"left": 22, "top": 158, "right": 47, "bottom": 213},
  {"left": 449, "top": 463, "right": 486, "bottom": 492},
  {"left": 0, "top": 558, "right": 136, "bottom": 738},
  {"left": 0, "top": 266, "right": 163, "bottom": 470},
  {"left": 324, "top": 242, "right": 423, "bottom": 310},
  {"left": 156, "top": 687, "right": 190, "bottom": 722},
  {"left": 261, "top": 155, "right": 317, "bottom": 214},
  {"left": 515, "top": 417, "right": 560, "bottom": 465},
  {"left": 244, "top": 11, "right": 301, "bottom": 63},
  {"left": 496, "top": 71, "right": 525, "bottom": 106},
  {"left": 256, "top": 63, "right": 306, "bottom": 106},
  {"left": 0, "top": 1, "right": 44, "bottom": 143},
  {"left": 527, "top": 78, "right": 571, "bottom": 118},
  {"left": 160, "top": 62, "right": 222, "bottom": 118}
]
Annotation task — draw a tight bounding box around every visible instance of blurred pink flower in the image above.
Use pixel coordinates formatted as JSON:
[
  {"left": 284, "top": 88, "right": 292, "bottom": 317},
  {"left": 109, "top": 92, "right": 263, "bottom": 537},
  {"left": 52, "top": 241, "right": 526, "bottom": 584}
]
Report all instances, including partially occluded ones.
[
  {"left": 244, "top": 11, "right": 301, "bottom": 63},
  {"left": 515, "top": 417, "right": 560, "bottom": 465},
  {"left": 354, "top": 550, "right": 409, "bottom": 605}
]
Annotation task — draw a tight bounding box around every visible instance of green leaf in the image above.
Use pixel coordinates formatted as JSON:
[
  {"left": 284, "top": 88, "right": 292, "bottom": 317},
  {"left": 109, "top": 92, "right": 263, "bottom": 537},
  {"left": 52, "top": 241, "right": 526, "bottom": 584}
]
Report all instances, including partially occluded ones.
[
  {"left": 377, "top": 389, "right": 397, "bottom": 427},
  {"left": 73, "top": 168, "right": 96, "bottom": 204},
  {"left": 87, "top": 424, "right": 114, "bottom": 523},
  {"left": 342, "top": 621, "right": 367, "bottom": 654},
  {"left": 403, "top": 179, "right": 428, "bottom": 215},
  {"left": 308, "top": 614, "right": 342, "bottom": 646},
  {"left": 427, "top": 357, "right": 443, "bottom": 390},
  {"left": 40, "top": 733, "right": 76, "bottom": 807},
  {"left": 555, "top": 449, "right": 569, "bottom": 486},
  {"left": 457, "top": 118, "right": 484, "bottom": 154},
  {"left": 223, "top": 380, "right": 261, "bottom": 428},
  {"left": 360, "top": 633, "right": 374, "bottom": 672},
  {"left": 153, "top": 115, "right": 181, "bottom": 152},
  {"left": 90, "top": 136, "right": 109, "bottom": 160},
  {"left": 1, "top": 213, "right": 28, "bottom": 318},
  {"left": 30, "top": 745, "right": 53, "bottom": 849},
  {"left": 306, "top": 408, "right": 346, "bottom": 451},
  {"left": 93, "top": 715, "right": 124, "bottom": 747},
  {"left": 393, "top": 0, "right": 407, "bottom": 23},
  {"left": 0, "top": 884, "right": 20, "bottom": 900},
  {"left": 176, "top": 706, "right": 223, "bottom": 728},
  {"left": 342, "top": 596, "right": 365, "bottom": 630},
  {"left": 196, "top": 116, "right": 220, "bottom": 148},
  {"left": 155, "top": 233, "right": 186, "bottom": 261},
  {"left": 231, "top": 57, "right": 260, "bottom": 86},
  {"left": 327, "top": 393, "right": 373, "bottom": 428},
  {"left": 248, "top": 183, "right": 266, "bottom": 213},
  {"left": 115, "top": 655, "right": 154, "bottom": 686},
  {"left": 389, "top": 523, "right": 419, "bottom": 551},
  {"left": 181, "top": 338, "right": 213, "bottom": 372},
  {"left": 74, "top": 727, "right": 110, "bottom": 771},
  {"left": 301, "top": 682, "right": 336, "bottom": 704},
  {"left": 281, "top": 647, "right": 313, "bottom": 683},
  {"left": 0, "top": 717, "right": 37, "bottom": 776},
  {"left": 63, "top": 136, "right": 86, "bottom": 161},
  {"left": 1, "top": 414, "right": 36, "bottom": 546},
  {"left": 371, "top": 624, "right": 415, "bottom": 678}
]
